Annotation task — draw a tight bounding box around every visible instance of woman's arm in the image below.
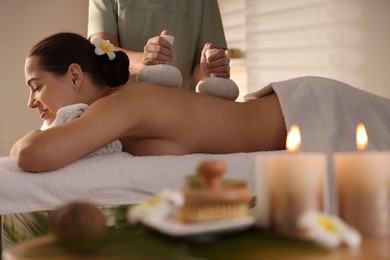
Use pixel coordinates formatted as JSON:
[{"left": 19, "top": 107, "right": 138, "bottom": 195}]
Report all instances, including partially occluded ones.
[
  {"left": 11, "top": 130, "right": 44, "bottom": 159},
  {"left": 10, "top": 127, "right": 83, "bottom": 172},
  {"left": 10, "top": 120, "right": 118, "bottom": 173},
  {"left": 11, "top": 87, "right": 136, "bottom": 173}
]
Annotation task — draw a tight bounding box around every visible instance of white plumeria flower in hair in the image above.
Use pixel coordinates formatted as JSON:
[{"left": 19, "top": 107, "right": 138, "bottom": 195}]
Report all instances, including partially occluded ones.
[
  {"left": 92, "top": 38, "right": 116, "bottom": 60},
  {"left": 298, "top": 211, "right": 362, "bottom": 249}
]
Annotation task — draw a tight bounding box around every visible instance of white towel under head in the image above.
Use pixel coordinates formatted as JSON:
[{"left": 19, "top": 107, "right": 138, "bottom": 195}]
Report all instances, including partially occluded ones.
[{"left": 40, "top": 103, "right": 122, "bottom": 157}]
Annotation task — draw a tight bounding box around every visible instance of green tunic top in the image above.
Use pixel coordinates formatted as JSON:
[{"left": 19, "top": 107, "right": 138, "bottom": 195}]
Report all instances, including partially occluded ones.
[{"left": 88, "top": 0, "right": 227, "bottom": 90}]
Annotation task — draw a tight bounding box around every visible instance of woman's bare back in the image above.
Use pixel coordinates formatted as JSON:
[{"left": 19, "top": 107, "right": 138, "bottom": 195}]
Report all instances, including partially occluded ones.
[
  {"left": 12, "top": 81, "right": 286, "bottom": 172},
  {"left": 112, "top": 82, "right": 287, "bottom": 155}
]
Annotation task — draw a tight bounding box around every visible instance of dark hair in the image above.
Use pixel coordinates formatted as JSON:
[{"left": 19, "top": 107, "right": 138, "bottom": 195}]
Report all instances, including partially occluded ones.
[{"left": 28, "top": 32, "right": 129, "bottom": 88}]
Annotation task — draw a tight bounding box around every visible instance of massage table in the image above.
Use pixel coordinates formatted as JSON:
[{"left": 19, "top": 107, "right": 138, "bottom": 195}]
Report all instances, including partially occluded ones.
[{"left": 0, "top": 152, "right": 263, "bottom": 215}]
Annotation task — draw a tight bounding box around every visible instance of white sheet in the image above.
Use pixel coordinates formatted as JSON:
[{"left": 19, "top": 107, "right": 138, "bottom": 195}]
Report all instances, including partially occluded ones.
[{"left": 0, "top": 151, "right": 270, "bottom": 215}]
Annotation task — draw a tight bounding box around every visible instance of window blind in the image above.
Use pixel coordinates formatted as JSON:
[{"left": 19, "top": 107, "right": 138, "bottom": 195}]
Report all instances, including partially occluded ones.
[
  {"left": 0, "top": 13, "right": 5, "bottom": 156},
  {"left": 245, "top": 0, "right": 363, "bottom": 93},
  {"left": 218, "top": 0, "right": 246, "bottom": 52}
]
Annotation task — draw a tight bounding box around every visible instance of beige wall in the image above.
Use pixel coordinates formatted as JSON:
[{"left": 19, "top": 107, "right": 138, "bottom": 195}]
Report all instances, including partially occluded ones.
[{"left": 0, "top": 0, "right": 88, "bottom": 156}]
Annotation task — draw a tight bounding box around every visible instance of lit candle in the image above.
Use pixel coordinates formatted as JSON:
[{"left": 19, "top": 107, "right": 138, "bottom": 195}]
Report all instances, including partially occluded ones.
[
  {"left": 334, "top": 123, "right": 390, "bottom": 238},
  {"left": 256, "top": 125, "right": 327, "bottom": 237}
]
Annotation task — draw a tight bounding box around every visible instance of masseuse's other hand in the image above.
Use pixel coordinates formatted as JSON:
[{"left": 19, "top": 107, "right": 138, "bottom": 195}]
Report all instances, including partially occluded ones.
[
  {"left": 143, "top": 30, "right": 174, "bottom": 66},
  {"left": 200, "top": 43, "right": 230, "bottom": 78}
]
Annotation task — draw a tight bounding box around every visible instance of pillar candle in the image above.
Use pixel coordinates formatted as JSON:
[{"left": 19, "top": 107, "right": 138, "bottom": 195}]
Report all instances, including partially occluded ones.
[
  {"left": 256, "top": 125, "right": 327, "bottom": 237},
  {"left": 334, "top": 124, "right": 390, "bottom": 237}
]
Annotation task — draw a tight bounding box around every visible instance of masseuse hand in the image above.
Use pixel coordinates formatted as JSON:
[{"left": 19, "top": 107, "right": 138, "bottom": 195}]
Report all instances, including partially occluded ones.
[
  {"left": 200, "top": 43, "right": 230, "bottom": 79},
  {"left": 142, "top": 30, "right": 174, "bottom": 66}
]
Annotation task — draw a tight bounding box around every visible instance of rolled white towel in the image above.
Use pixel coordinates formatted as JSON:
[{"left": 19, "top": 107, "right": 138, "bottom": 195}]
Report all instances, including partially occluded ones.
[
  {"left": 47, "top": 103, "right": 88, "bottom": 128},
  {"left": 40, "top": 103, "right": 123, "bottom": 157}
]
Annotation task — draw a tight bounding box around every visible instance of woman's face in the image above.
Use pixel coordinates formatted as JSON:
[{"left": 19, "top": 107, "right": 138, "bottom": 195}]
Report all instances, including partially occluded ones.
[{"left": 24, "top": 56, "right": 77, "bottom": 126}]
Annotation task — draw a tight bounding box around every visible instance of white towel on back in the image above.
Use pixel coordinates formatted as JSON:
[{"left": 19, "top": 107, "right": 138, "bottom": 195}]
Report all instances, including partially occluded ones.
[{"left": 245, "top": 76, "right": 390, "bottom": 153}]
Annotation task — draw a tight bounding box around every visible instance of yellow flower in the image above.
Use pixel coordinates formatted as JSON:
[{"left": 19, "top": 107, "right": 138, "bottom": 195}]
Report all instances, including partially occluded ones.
[
  {"left": 316, "top": 214, "right": 337, "bottom": 232},
  {"left": 298, "top": 211, "right": 362, "bottom": 249},
  {"left": 127, "top": 189, "right": 184, "bottom": 224},
  {"left": 92, "top": 38, "right": 116, "bottom": 60}
]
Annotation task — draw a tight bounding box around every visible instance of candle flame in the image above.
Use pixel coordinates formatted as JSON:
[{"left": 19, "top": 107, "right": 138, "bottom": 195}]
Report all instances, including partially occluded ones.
[
  {"left": 286, "top": 124, "right": 301, "bottom": 153},
  {"left": 356, "top": 123, "right": 368, "bottom": 152}
]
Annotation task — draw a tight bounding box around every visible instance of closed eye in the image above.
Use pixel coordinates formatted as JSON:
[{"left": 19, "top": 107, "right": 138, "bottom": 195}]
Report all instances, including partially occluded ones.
[
  {"left": 27, "top": 77, "right": 41, "bottom": 92},
  {"left": 32, "top": 85, "right": 42, "bottom": 92}
]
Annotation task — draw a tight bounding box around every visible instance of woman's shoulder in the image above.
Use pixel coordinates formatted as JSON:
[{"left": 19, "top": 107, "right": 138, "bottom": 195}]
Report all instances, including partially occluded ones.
[
  {"left": 108, "top": 81, "right": 197, "bottom": 99},
  {"left": 109, "top": 81, "right": 162, "bottom": 93}
]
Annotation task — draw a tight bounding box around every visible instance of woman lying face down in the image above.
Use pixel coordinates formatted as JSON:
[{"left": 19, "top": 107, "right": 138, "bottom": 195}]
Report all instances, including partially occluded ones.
[{"left": 11, "top": 32, "right": 287, "bottom": 173}]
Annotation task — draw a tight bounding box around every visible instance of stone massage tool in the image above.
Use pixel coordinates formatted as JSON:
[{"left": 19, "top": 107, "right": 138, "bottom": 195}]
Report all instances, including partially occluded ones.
[
  {"left": 136, "top": 35, "right": 183, "bottom": 88},
  {"left": 196, "top": 48, "right": 240, "bottom": 101}
]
